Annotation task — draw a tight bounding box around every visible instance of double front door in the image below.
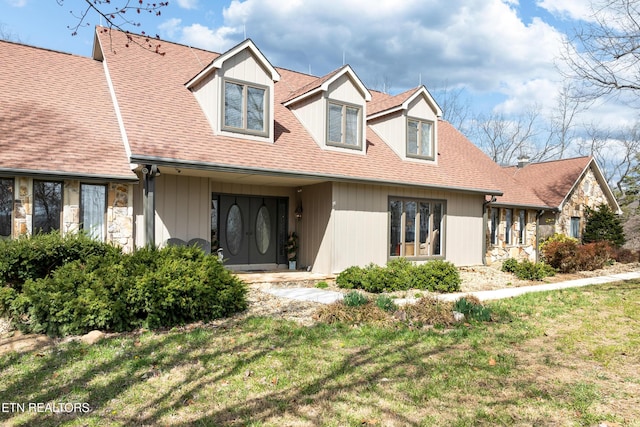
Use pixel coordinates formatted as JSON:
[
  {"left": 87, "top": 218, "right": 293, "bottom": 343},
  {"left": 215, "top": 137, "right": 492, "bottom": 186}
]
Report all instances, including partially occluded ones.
[{"left": 215, "top": 195, "right": 288, "bottom": 266}]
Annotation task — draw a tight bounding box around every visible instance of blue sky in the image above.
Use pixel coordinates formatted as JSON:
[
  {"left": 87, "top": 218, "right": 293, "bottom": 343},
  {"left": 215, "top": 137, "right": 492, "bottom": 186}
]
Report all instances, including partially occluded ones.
[{"left": 1, "top": 0, "right": 635, "bottom": 134}]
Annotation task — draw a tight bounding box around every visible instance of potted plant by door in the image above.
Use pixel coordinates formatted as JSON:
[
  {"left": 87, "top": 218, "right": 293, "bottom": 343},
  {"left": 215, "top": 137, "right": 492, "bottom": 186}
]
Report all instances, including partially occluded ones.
[{"left": 287, "top": 232, "right": 298, "bottom": 270}]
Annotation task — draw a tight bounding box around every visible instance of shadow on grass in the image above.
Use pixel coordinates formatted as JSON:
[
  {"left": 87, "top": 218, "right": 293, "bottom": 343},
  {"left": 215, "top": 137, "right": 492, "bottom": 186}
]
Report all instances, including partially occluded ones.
[{"left": 2, "top": 279, "right": 638, "bottom": 426}]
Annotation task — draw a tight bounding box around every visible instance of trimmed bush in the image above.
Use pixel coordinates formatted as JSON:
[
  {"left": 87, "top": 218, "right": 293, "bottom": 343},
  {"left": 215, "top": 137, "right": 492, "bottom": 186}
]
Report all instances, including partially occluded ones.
[
  {"left": 501, "top": 258, "right": 519, "bottom": 274},
  {"left": 1, "top": 243, "right": 247, "bottom": 336},
  {"left": 502, "top": 259, "right": 556, "bottom": 280},
  {"left": 336, "top": 259, "right": 461, "bottom": 294},
  {"left": 0, "top": 232, "right": 121, "bottom": 291}
]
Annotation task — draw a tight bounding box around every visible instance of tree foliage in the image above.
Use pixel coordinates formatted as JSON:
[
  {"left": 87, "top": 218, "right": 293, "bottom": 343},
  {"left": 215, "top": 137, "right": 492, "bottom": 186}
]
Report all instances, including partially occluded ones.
[{"left": 583, "top": 203, "right": 626, "bottom": 247}]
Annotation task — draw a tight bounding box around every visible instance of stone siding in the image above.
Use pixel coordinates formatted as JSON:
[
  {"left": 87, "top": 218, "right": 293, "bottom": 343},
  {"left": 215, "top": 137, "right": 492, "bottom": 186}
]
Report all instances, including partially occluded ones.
[
  {"left": 486, "top": 208, "right": 537, "bottom": 264},
  {"left": 556, "top": 168, "right": 610, "bottom": 237},
  {"left": 7, "top": 176, "right": 134, "bottom": 252}
]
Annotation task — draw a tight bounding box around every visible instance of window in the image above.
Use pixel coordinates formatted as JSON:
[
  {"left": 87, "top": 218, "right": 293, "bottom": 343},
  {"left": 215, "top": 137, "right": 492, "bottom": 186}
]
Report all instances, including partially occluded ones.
[
  {"left": 389, "top": 197, "right": 444, "bottom": 257},
  {"left": 505, "top": 209, "right": 513, "bottom": 245},
  {"left": 407, "top": 118, "right": 434, "bottom": 159},
  {"left": 490, "top": 208, "right": 499, "bottom": 245},
  {"left": 327, "top": 102, "right": 360, "bottom": 148},
  {"left": 223, "top": 80, "right": 268, "bottom": 136},
  {"left": 0, "top": 178, "right": 13, "bottom": 238},
  {"left": 81, "top": 184, "right": 106, "bottom": 241},
  {"left": 33, "top": 180, "right": 62, "bottom": 233},
  {"left": 519, "top": 210, "right": 526, "bottom": 245},
  {"left": 571, "top": 217, "right": 580, "bottom": 239}
]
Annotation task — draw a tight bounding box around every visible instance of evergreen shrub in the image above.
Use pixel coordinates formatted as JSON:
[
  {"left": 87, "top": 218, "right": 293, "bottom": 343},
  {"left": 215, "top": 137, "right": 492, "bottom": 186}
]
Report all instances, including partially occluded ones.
[
  {"left": 336, "top": 258, "right": 461, "bottom": 293},
  {"left": 0, "top": 240, "right": 247, "bottom": 336}
]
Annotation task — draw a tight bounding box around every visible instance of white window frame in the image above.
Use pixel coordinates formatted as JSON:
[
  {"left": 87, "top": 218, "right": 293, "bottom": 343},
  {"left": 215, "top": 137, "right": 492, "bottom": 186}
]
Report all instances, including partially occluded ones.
[
  {"left": 222, "top": 78, "right": 269, "bottom": 137},
  {"left": 326, "top": 101, "right": 362, "bottom": 149},
  {"left": 406, "top": 117, "right": 435, "bottom": 160}
]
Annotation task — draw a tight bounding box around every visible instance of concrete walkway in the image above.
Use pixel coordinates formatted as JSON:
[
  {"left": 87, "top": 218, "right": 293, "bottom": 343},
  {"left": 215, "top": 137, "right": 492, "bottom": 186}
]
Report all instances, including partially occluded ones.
[{"left": 263, "top": 271, "right": 640, "bottom": 305}]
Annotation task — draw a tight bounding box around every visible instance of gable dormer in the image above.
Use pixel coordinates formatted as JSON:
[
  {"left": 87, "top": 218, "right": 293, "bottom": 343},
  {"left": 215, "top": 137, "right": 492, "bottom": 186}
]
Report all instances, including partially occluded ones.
[
  {"left": 284, "top": 65, "right": 371, "bottom": 154},
  {"left": 368, "top": 86, "right": 442, "bottom": 162},
  {"left": 185, "top": 39, "right": 280, "bottom": 143}
]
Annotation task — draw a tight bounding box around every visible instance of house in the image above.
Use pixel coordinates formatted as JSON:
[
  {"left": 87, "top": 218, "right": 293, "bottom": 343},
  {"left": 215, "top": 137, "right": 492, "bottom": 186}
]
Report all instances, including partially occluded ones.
[
  {"left": 486, "top": 156, "right": 621, "bottom": 263},
  {"left": 0, "top": 28, "right": 620, "bottom": 273}
]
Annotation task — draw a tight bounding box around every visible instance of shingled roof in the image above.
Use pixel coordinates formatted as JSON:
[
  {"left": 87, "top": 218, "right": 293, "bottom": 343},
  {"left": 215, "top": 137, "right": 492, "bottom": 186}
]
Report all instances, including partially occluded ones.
[
  {"left": 503, "top": 156, "right": 593, "bottom": 208},
  {"left": 0, "top": 40, "right": 135, "bottom": 180},
  {"left": 95, "top": 28, "right": 510, "bottom": 195}
]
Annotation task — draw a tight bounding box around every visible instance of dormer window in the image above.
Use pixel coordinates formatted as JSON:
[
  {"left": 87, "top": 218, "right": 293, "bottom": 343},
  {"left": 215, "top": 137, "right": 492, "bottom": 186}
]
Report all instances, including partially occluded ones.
[
  {"left": 407, "top": 118, "right": 434, "bottom": 159},
  {"left": 223, "top": 79, "right": 268, "bottom": 137},
  {"left": 327, "top": 101, "right": 361, "bottom": 149}
]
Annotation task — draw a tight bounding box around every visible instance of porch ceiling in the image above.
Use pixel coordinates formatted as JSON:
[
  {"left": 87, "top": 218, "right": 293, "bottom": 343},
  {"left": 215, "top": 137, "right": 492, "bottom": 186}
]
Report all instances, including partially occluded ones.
[{"left": 158, "top": 166, "right": 328, "bottom": 187}]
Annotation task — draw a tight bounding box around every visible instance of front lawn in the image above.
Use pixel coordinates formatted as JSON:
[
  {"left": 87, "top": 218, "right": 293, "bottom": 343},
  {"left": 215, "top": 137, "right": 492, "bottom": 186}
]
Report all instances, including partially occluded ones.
[{"left": 1, "top": 280, "right": 639, "bottom": 426}]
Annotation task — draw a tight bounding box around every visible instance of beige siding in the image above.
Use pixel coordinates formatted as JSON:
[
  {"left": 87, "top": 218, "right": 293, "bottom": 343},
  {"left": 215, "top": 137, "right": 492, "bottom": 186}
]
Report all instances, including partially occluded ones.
[
  {"left": 155, "top": 174, "right": 210, "bottom": 245},
  {"left": 190, "top": 72, "right": 218, "bottom": 133},
  {"left": 368, "top": 112, "right": 404, "bottom": 158},
  {"left": 299, "top": 182, "right": 333, "bottom": 273},
  {"left": 220, "top": 49, "right": 272, "bottom": 85},
  {"left": 313, "top": 182, "right": 485, "bottom": 273},
  {"left": 287, "top": 93, "right": 324, "bottom": 147},
  {"left": 327, "top": 74, "right": 366, "bottom": 104},
  {"left": 190, "top": 47, "right": 275, "bottom": 142}
]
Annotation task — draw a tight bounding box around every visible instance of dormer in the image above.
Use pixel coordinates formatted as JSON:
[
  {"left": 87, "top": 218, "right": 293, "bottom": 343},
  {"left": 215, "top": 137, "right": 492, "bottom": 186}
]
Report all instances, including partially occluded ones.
[
  {"left": 368, "top": 86, "right": 442, "bottom": 162},
  {"left": 185, "top": 39, "right": 280, "bottom": 143},
  {"left": 283, "top": 65, "right": 371, "bottom": 154}
]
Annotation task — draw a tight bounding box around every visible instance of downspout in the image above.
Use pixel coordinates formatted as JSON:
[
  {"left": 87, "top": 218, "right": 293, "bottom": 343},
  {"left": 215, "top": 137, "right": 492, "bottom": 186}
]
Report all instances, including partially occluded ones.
[
  {"left": 535, "top": 210, "right": 545, "bottom": 263},
  {"left": 142, "top": 165, "right": 159, "bottom": 247}
]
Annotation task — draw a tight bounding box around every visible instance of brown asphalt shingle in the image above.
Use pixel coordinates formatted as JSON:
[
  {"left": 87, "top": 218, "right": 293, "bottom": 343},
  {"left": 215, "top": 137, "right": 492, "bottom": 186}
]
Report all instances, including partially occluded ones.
[
  {"left": 97, "top": 28, "right": 507, "bottom": 194},
  {"left": 0, "top": 40, "right": 135, "bottom": 180}
]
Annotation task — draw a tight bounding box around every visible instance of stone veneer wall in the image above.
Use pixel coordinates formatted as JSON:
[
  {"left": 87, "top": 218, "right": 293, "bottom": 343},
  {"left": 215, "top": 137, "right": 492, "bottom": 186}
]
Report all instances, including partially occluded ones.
[
  {"left": 107, "top": 183, "right": 134, "bottom": 252},
  {"left": 556, "top": 168, "right": 610, "bottom": 236},
  {"left": 11, "top": 177, "right": 134, "bottom": 253},
  {"left": 486, "top": 208, "right": 538, "bottom": 264}
]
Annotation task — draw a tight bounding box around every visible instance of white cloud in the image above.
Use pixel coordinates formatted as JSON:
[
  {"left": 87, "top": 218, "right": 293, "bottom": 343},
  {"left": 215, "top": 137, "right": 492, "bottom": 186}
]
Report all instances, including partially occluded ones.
[
  {"left": 155, "top": 0, "right": 636, "bottom": 126},
  {"left": 536, "top": 0, "right": 594, "bottom": 21},
  {"left": 6, "top": 0, "right": 27, "bottom": 6},
  {"left": 158, "top": 18, "right": 182, "bottom": 39},
  {"left": 176, "top": 0, "right": 199, "bottom": 10}
]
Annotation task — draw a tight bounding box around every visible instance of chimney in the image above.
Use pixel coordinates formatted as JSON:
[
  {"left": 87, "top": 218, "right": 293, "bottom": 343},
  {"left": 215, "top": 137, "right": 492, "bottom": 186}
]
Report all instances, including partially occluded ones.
[{"left": 517, "top": 155, "right": 530, "bottom": 168}]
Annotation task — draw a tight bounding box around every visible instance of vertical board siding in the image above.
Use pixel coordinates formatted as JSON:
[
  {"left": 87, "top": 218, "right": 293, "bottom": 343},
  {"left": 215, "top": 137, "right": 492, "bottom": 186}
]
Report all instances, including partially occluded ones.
[
  {"left": 300, "top": 182, "right": 333, "bottom": 273},
  {"left": 330, "top": 182, "right": 484, "bottom": 273},
  {"left": 155, "top": 174, "right": 209, "bottom": 245},
  {"left": 289, "top": 93, "right": 324, "bottom": 147}
]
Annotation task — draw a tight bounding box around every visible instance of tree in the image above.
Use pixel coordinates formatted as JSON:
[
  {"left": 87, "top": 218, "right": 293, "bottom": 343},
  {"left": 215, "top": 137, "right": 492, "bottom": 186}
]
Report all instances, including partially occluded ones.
[
  {"left": 561, "top": 0, "right": 640, "bottom": 103},
  {"left": 583, "top": 203, "right": 626, "bottom": 247},
  {"left": 57, "top": 0, "right": 168, "bottom": 53}
]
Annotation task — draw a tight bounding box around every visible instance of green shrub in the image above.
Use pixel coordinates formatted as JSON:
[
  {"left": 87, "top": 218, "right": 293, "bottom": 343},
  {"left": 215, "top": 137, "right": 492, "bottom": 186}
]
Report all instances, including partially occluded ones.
[
  {"left": 2, "top": 245, "right": 247, "bottom": 336},
  {"left": 336, "top": 259, "right": 461, "bottom": 293},
  {"left": 583, "top": 204, "right": 625, "bottom": 247},
  {"left": 335, "top": 265, "right": 367, "bottom": 289},
  {"left": 411, "top": 260, "right": 461, "bottom": 292},
  {"left": 501, "top": 258, "right": 519, "bottom": 273},
  {"left": 453, "top": 297, "right": 492, "bottom": 322},
  {"left": 375, "top": 294, "right": 398, "bottom": 312},
  {"left": 315, "top": 281, "right": 329, "bottom": 289},
  {"left": 342, "top": 291, "right": 369, "bottom": 307},
  {"left": 512, "top": 260, "right": 556, "bottom": 281},
  {"left": 0, "top": 232, "right": 121, "bottom": 291}
]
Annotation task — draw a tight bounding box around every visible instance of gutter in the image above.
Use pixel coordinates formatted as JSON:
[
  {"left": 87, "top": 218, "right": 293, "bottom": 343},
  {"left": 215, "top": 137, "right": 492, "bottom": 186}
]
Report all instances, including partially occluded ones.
[
  {"left": 130, "top": 154, "right": 504, "bottom": 197},
  {"left": 0, "top": 168, "right": 138, "bottom": 183}
]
